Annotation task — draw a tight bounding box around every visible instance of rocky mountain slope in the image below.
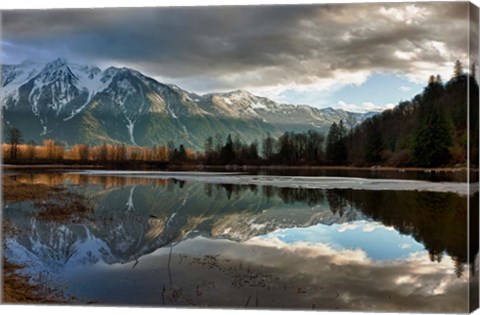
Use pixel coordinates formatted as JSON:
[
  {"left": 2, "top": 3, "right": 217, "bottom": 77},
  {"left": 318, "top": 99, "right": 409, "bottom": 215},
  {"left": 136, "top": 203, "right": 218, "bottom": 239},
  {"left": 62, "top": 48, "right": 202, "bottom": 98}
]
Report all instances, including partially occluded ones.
[{"left": 2, "top": 58, "right": 375, "bottom": 149}]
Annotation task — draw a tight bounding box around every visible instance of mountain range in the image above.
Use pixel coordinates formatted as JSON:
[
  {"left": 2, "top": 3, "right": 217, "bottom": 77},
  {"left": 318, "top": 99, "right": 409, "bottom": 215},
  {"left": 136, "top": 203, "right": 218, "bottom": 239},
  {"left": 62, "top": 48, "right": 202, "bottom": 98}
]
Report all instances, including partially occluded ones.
[{"left": 1, "top": 58, "right": 376, "bottom": 149}]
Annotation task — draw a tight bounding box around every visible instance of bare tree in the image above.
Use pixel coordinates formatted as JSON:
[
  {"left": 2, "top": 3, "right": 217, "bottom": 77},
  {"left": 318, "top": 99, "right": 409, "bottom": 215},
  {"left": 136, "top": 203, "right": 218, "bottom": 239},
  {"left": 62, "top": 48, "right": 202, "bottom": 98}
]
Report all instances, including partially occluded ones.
[{"left": 7, "top": 127, "right": 23, "bottom": 159}]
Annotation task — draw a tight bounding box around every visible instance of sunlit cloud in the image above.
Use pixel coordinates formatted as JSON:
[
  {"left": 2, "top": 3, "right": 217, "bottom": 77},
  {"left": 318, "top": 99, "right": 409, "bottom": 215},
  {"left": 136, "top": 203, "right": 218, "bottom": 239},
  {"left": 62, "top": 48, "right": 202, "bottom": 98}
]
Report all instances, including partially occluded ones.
[{"left": 337, "top": 100, "right": 395, "bottom": 113}]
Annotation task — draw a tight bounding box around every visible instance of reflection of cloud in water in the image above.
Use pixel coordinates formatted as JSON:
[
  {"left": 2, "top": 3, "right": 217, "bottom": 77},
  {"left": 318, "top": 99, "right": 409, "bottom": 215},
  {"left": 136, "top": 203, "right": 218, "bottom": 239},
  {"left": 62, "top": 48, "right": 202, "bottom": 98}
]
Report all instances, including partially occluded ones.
[
  {"left": 248, "top": 236, "right": 370, "bottom": 264},
  {"left": 258, "top": 220, "right": 424, "bottom": 261},
  {"left": 337, "top": 220, "right": 394, "bottom": 233},
  {"left": 49, "top": 236, "right": 468, "bottom": 311},
  {"left": 223, "top": 236, "right": 468, "bottom": 311}
]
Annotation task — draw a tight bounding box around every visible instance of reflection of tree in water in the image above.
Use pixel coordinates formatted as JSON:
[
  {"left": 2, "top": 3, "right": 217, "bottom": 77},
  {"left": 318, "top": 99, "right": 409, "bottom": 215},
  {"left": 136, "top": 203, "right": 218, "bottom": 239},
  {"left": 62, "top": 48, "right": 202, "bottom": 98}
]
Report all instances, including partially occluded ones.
[
  {"left": 198, "top": 181, "right": 473, "bottom": 277},
  {"left": 223, "top": 184, "right": 234, "bottom": 200},
  {"left": 165, "top": 179, "right": 187, "bottom": 195},
  {"left": 326, "top": 190, "right": 349, "bottom": 217},
  {"left": 262, "top": 186, "right": 275, "bottom": 200},
  {"left": 259, "top": 186, "right": 326, "bottom": 206},
  {"left": 323, "top": 188, "right": 475, "bottom": 277},
  {"left": 199, "top": 183, "right": 474, "bottom": 277},
  {"left": 204, "top": 183, "right": 213, "bottom": 197},
  {"left": 277, "top": 187, "right": 325, "bottom": 206}
]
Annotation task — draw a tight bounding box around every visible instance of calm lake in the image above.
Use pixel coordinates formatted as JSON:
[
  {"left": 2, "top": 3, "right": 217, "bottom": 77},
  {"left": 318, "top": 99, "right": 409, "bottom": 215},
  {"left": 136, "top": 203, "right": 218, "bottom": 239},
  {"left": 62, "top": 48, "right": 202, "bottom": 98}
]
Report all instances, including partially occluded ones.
[{"left": 2, "top": 170, "right": 479, "bottom": 312}]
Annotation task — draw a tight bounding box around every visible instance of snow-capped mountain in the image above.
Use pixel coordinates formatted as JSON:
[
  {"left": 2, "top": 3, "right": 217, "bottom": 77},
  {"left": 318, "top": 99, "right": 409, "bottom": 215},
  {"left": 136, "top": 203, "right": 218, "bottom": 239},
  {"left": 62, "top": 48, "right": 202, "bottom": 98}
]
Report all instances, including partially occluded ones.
[
  {"left": 203, "top": 90, "right": 376, "bottom": 132},
  {"left": 1, "top": 58, "right": 376, "bottom": 149}
]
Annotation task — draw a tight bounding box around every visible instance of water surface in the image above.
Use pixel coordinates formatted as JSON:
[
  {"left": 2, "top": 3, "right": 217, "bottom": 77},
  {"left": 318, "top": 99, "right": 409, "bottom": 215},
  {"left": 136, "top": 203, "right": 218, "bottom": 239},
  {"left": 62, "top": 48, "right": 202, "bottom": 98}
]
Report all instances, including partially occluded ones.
[{"left": 2, "top": 171, "right": 478, "bottom": 312}]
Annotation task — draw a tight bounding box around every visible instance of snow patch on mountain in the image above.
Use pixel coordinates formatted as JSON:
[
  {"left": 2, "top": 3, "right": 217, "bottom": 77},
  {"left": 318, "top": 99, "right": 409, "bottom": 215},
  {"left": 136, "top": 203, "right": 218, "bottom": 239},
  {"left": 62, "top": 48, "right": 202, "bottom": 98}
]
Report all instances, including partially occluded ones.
[
  {"left": 1, "top": 62, "right": 41, "bottom": 106},
  {"left": 251, "top": 102, "right": 268, "bottom": 110},
  {"left": 64, "top": 64, "right": 112, "bottom": 120},
  {"left": 223, "top": 97, "right": 233, "bottom": 105}
]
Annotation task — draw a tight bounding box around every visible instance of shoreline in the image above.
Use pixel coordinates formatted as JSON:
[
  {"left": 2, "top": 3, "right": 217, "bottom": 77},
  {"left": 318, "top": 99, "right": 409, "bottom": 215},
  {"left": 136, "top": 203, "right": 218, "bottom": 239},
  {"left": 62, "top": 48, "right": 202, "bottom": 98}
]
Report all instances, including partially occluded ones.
[
  {"left": 2, "top": 163, "right": 477, "bottom": 173},
  {"left": 202, "top": 164, "right": 477, "bottom": 173}
]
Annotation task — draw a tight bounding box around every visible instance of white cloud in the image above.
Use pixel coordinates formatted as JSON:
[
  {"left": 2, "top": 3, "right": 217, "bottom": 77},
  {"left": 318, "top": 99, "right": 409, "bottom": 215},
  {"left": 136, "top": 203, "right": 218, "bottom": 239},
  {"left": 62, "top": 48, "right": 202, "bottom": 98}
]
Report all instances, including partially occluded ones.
[
  {"left": 394, "top": 50, "right": 417, "bottom": 61},
  {"left": 337, "top": 100, "right": 395, "bottom": 113},
  {"left": 404, "top": 59, "right": 465, "bottom": 84},
  {"left": 399, "top": 243, "right": 412, "bottom": 249},
  {"left": 399, "top": 86, "right": 412, "bottom": 92},
  {"left": 379, "top": 4, "right": 431, "bottom": 25},
  {"left": 246, "top": 69, "right": 371, "bottom": 106}
]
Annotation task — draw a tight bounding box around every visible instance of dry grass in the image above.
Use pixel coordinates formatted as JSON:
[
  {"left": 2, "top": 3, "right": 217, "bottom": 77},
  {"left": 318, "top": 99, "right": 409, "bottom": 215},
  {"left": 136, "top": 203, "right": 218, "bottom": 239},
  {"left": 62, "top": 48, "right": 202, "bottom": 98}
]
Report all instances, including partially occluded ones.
[
  {"left": 3, "top": 177, "right": 95, "bottom": 223},
  {"left": 3, "top": 177, "right": 64, "bottom": 203},
  {"left": 33, "top": 191, "right": 95, "bottom": 223},
  {"left": 2, "top": 258, "right": 73, "bottom": 304},
  {"left": 2, "top": 259, "right": 45, "bottom": 303},
  {"left": 2, "top": 177, "right": 94, "bottom": 303}
]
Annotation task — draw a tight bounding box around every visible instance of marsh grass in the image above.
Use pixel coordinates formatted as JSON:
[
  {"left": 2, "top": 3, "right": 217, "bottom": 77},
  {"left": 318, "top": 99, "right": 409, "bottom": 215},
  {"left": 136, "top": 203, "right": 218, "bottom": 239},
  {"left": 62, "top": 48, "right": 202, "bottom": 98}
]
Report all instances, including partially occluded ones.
[
  {"left": 3, "top": 177, "right": 96, "bottom": 302},
  {"left": 33, "top": 191, "right": 95, "bottom": 223}
]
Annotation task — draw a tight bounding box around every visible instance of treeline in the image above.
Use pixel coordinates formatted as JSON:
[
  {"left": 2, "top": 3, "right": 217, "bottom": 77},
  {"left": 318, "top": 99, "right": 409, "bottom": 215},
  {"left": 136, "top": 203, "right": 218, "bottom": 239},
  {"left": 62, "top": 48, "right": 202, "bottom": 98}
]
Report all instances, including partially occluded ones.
[
  {"left": 327, "top": 61, "right": 478, "bottom": 167},
  {"left": 2, "top": 138, "right": 196, "bottom": 163},
  {"left": 203, "top": 130, "right": 325, "bottom": 165}
]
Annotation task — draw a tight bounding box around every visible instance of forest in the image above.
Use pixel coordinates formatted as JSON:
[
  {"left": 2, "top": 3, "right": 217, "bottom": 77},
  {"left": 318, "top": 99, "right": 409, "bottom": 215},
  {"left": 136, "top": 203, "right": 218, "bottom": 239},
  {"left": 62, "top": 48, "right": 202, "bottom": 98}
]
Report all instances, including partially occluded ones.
[
  {"left": 200, "top": 61, "right": 479, "bottom": 168},
  {"left": 3, "top": 61, "right": 478, "bottom": 168},
  {"left": 344, "top": 61, "right": 478, "bottom": 167}
]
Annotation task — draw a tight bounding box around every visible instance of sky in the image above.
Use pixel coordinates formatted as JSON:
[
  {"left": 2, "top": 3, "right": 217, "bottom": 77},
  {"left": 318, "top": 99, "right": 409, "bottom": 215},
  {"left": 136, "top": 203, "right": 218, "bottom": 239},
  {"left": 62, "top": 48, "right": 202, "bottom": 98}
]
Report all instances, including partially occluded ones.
[{"left": 0, "top": 1, "right": 477, "bottom": 112}]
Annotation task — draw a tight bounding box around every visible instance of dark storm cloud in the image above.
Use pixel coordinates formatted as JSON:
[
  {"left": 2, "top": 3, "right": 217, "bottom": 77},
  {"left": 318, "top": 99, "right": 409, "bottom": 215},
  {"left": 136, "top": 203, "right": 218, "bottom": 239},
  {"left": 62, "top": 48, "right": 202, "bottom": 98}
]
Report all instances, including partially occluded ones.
[{"left": 0, "top": 2, "right": 470, "bottom": 91}]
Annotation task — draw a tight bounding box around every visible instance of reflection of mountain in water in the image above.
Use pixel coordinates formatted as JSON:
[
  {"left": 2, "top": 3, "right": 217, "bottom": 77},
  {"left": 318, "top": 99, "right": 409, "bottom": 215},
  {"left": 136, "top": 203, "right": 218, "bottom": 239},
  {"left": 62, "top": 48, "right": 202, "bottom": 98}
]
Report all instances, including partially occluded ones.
[
  {"left": 4, "top": 173, "right": 475, "bottom": 276},
  {"left": 6, "top": 180, "right": 365, "bottom": 270}
]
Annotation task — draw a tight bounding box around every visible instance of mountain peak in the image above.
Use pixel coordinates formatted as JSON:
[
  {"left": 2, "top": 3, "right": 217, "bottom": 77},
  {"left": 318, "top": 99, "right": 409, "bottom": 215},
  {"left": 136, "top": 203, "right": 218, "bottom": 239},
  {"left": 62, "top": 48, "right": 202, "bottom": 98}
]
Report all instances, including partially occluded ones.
[
  {"left": 227, "top": 89, "right": 254, "bottom": 97},
  {"left": 49, "top": 57, "right": 69, "bottom": 67},
  {"left": 40, "top": 58, "right": 73, "bottom": 74}
]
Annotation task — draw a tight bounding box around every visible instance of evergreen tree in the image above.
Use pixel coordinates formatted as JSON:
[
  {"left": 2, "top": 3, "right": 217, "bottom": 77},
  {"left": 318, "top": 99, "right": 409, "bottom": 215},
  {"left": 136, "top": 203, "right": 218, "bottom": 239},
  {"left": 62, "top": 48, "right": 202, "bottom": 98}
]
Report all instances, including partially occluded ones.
[
  {"left": 336, "top": 120, "right": 348, "bottom": 164},
  {"left": 364, "top": 119, "right": 384, "bottom": 164},
  {"left": 178, "top": 144, "right": 187, "bottom": 161},
  {"left": 221, "top": 134, "right": 235, "bottom": 163},
  {"left": 453, "top": 60, "right": 464, "bottom": 78},
  {"left": 326, "top": 121, "right": 347, "bottom": 165},
  {"left": 413, "top": 108, "right": 452, "bottom": 167},
  {"left": 326, "top": 122, "right": 339, "bottom": 163},
  {"left": 306, "top": 129, "right": 324, "bottom": 162},
  {"left": 262, "top": 132, "right": 275, "bottom": 161},
  {"left": 277, "top": 132, "right": 293, "bottom": 162}
]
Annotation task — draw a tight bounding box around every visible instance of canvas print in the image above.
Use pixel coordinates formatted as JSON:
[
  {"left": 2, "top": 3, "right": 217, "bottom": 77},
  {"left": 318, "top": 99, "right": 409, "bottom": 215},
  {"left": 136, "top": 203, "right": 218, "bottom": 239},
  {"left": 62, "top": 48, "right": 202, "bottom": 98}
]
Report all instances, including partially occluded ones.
[{"left": 1, "top": 1, "right": 479, "bottom": 313}]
